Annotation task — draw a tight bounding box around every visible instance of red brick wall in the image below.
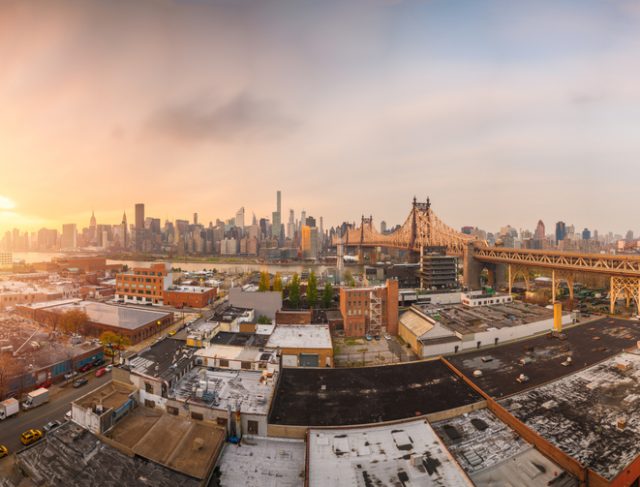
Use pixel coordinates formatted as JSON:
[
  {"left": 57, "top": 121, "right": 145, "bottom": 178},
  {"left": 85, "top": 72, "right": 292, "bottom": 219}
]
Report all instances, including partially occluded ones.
[
  {"left": 163, "top": 288, "right": 216, "bottom": 308},
  {"left": 276, "top": 310, "right": 312, "bottom": 325}
]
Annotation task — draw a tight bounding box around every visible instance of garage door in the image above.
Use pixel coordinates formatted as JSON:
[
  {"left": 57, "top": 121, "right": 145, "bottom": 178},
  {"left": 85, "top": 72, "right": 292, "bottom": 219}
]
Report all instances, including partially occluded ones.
[
  {"left": 299, "top": 353, "right": 319, "bottom": 367},
  {"left": 282, "top": 354, "right": 298, "bottom": 367}
]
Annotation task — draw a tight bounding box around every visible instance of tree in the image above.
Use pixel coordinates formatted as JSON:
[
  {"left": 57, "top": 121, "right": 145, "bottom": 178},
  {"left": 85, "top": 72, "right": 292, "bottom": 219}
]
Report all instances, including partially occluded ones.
[
  {"left": 343, "top": 270, "right": 356, "bottom": 287},
  {"left": 322, "top": 282, "right": 334, "bottom": 308},
  {"left": 257, "top": 315, "right": 272, "bottom": 324},
  {"left": 100, "top": 332, "right": 131, "bottom": 364},
  {"left": 273, "top": 273, "right": 283, "bottom": 293},
  {"left": 307, "top": 271, "right": 318, "bottom": 308},
  {"left": 288, "top": 273, "right": 301, "bottom": 308},
  {"left": 60, "top": 309, "right": 89, "bottom": 334},
  {"left": 258, "top": 271, "right": 271, "bottom": 292}
]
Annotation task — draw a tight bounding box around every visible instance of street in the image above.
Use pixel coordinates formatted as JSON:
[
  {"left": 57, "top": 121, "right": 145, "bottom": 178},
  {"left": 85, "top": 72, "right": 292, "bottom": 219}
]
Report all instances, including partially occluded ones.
[{"left": 0, "top": 373, "right": 111, "bottom": 456}]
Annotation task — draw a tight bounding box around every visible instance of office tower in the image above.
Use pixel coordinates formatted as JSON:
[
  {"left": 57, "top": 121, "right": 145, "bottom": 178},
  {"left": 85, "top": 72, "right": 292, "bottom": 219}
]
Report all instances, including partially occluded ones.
[
  {"left": 534, "top": 220, "right": 545, "bottom": 240},
  {"left": 194, "top": 213, "right": 198, "bottom": 225},
  {"left": 135, "top": 203, "right": 145, "bottom": 251},
  {"left": 121, "top": 212, "right": 128, "bottom": 249},
  {"left": 381, "top": 221, "right": 387, "bottom": 234},
  {"left": 582, "top": 228, "right": 591, "bottom": 240},
  {"left": 555, "top": 221, "right": 566, "bottom": 243},
  {"left": 236, "top": 207, "right": 245, "bottom": 229},
  {"left": 61, "top": 224, "right": 77, "bottom": 249},
  {"left": 272, "top": 191, "right": 282, "bottom": 240}
]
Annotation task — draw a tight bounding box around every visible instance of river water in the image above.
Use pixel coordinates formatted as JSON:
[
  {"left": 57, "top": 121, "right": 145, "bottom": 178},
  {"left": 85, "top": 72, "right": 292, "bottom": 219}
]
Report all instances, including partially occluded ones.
[{"left": 11, "top": 252, "right": 337, "bottom": 274}]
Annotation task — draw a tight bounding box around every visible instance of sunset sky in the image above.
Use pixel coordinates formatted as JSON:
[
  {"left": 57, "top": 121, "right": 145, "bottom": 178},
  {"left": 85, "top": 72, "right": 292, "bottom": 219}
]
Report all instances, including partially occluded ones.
[{"left": 2, "top": 0, "right": 640, "bottom": 235}]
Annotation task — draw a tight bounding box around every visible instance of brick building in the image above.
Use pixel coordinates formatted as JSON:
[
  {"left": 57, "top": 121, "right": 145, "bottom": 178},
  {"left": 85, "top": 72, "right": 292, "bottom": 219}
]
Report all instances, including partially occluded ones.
[
  {"left": 163, "top": 285, "right": 217, "bottom": 308},
  {"left": 339, "top": 279, "right": 399, "bottom": 337},
  {"left": 115, "top": 263, "right": 172, "bottom": 305}
]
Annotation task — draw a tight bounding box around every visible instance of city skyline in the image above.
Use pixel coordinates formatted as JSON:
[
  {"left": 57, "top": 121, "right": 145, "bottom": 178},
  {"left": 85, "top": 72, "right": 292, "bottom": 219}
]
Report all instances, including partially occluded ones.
[{"left": 3, "top": 0, "right": 640, "bottom": 234}]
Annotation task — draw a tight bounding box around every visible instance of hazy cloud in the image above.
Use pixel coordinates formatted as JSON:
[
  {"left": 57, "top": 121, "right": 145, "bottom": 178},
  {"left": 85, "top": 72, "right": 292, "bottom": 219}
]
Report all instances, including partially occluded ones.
[{"left": 147, "top": 92, "right": 298, "bottom": 142}]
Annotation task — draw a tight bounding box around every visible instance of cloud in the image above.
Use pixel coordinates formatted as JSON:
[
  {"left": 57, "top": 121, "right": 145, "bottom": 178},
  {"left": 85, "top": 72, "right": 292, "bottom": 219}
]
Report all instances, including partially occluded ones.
[{"left": 146, "top": 91, "right": 299, "bottom": 143}]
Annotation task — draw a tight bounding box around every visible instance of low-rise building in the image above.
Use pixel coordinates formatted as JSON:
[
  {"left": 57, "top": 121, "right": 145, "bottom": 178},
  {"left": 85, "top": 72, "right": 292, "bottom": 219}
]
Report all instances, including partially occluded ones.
[
  {"left": 399, "top": 301, "right": 571, "bottom": 358},
  {"left": 266, "top": 324, "right": 333, "bottom": 367},
  {"left": 228, "top": 287, "right": 282, "bottom": 320},
  {"left": 17, "top": 299, "right": 174, "bottom": 344},
  {"left": 339, "top": 279, "right": 399, "bottom": 337},
  {"left": 163, "top": 284, "right": 217, "bottom": 308},
  {"left": 210, "top": 305, "right": 255, "bottom": 332},
  {"left": 307, "top": 419, "right": 474, "bottom": 487}
]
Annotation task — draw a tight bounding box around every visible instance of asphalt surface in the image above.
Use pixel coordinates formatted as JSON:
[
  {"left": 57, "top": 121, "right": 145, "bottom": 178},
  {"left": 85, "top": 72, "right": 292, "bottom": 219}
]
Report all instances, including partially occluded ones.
[{"left": 0, "top": 373, "right": 111, "bottom": 456}]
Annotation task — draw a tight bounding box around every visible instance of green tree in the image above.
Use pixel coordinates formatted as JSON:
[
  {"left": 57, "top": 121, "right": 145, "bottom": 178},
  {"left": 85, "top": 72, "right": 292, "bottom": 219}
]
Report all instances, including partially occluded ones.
[
  {"left": 307, "top": 271, "right": 318, "bottom": 308},
  {"left": 273, "top": 273, "right": 283, "bottom": 293},
  {"left": 343, "top": 270, "right": 356, "bottom": 287},
  {"left": 257, "top": 315, "right": 272, "bottom": 324},
  {"left": 322, "top": 282, "right": 334, "bottom": 308},
  {"left": 258, "top": 271, "right": 271, "bottom": 292},
  {"left": 60, "top": 309, "right": 89, "bottom": 334},
  {"left": 100, "top": 332, "right": 131, "bottom": 363},
  {"left": 288, "top": 273, "right": 301, "bottom": 308}
]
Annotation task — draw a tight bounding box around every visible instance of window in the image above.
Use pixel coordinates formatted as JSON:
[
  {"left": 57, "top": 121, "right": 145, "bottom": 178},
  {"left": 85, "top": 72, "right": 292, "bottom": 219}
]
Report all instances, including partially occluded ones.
[
  {"left": 191, "top": 411, "right": 204, "bottom": 421},
  {"left": 144, "top": 399, "right": 155, "bottom": 408},
  {"left": 144, "top": 382, "right": 153, "bottom": 393},
  {"left": 216, "top": 417, "right": 227, "bottom": 426},
  {"left": 219, "top": 359, "right": 229, "bottom": 367},
  {"left": 167, "top": 406, "right": 179, "bottom": 415},
  {"left": 241, "top": 361, "right": 251, "bottom": 370},
  {"left": 247, "top": 420, "right": 259, "bottom": 435}
]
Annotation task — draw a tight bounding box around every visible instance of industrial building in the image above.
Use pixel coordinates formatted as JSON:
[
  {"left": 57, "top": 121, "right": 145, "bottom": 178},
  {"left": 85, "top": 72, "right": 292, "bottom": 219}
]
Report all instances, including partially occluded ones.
[
  {"left": 115, "top": 262, "right": 172, "bottom": 305},
  {"left": 501, "top": 352, "right": 640, "bottom": 486},
  {"left": 266, "top": 324, "right": 334, "bottom": 367},
  {"left": 17, "top": 299, "right": 174, "bottom": 344},
  {"left": 307, "top": 419, "right": 474, "bottom": 487},
  {"left": 433, "top": 408, "right": 577, "bottom": 486},
  {"left": 163, "top": 284, "right": 217, "bottom": 308},
  {"left": 268, "top": 359, "right": 483, "bottom": 436},
  {"left": 398, "top": 300, "right": 570, "bottom": 358}
]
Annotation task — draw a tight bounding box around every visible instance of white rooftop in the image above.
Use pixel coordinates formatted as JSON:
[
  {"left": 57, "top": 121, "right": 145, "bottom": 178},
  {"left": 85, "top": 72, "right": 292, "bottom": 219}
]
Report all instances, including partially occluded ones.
[
  {"left": 167, "top": 285, "right": 213, "bottom": 293},
  {"left": 170, "top": 367, "right": 276, "bottom": 415},
  {"left": 216, "top": 437, "right": 305, "bottom": 487},
  {"left": 195, "top": 344, "right": 269, "bottom": 363},
  {"left": 266, "top": 324, "right": 332, "bottom": 349},
  {"left": 308, "top": 419, "right": 473, "bottom": 487}
]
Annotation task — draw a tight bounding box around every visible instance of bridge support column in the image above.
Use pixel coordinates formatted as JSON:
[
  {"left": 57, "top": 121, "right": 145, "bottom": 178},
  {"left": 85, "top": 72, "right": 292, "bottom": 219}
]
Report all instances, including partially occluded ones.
[
  {"left": 463, "top": 243, "right": 482, "bottom": 290},
  {"left": 610, "top": 277, "right": 640, "bottom": 315}
]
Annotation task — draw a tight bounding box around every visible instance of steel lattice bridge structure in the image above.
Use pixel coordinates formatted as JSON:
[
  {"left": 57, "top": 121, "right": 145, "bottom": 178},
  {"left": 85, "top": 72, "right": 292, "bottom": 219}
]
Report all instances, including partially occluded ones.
[{"left": 332, "top": 198, "right": 640, "bottom": 314}]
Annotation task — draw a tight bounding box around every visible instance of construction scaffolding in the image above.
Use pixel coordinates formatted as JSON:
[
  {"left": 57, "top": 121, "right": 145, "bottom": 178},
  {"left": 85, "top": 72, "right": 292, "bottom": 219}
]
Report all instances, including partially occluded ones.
[{"left": 368, "top": 291, "right": 383, "bottom": 336}]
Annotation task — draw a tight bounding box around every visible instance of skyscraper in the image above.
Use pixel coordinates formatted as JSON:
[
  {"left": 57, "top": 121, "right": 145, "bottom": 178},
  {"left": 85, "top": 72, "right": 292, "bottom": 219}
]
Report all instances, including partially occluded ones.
[
  {"left": 555, "top": 221, "right": 566, "bottom": 243},
  {"left": 272, "top": 190, "right": 282, "bottom": 240},
  {"left": 236, "top": 207, "right": 245, "bottom": 230},
  {"left": 534, "top": 220, "right": 545, "bottom": 241},
  {"left": 121, "top": 211, "right": 128, "bottom": 249},
  {"left": 61, "top": 224, "right": 77, "bottom": 249},
  {"left": 135, "top": 203, "right": 145, "bottom": 251}
]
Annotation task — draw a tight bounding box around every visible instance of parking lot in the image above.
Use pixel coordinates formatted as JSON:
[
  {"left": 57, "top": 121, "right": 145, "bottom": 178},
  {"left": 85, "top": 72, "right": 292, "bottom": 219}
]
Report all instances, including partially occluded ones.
[{"left": 333, "top": 335, "right": 417, "bottom": 366}]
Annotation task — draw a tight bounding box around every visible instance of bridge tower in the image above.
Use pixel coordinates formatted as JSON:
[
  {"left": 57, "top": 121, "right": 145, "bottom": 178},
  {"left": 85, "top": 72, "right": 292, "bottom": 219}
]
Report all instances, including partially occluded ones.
[{"left": 463, "top": 243, "right": 483, "bottom": 290}]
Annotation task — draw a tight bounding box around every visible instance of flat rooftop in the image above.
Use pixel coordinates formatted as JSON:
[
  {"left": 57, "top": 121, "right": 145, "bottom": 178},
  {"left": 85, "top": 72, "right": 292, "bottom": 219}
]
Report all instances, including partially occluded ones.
[
  {"left": 75, "top": 380, "right": 136, "bottom": 410},
  {"left": 501, "top": 352, "right": 640, "bottom": 481},
  {"left": 166, "top": 285, "right": 214, "bottom": 293},
  {"left": 106, "top": 406, "right": 225, "bottom": 480},
  {"left": 433, "top": 408, "right": 577, "bottom": 487},
  {"left": 211, "top": 305, "right": 254, "bottom": 323},
  {"left": 27, "top": 300, "right": 172, "bottom": 330},
  {"left": 195, "top": 344, "right": 277, "bottom": 364},
  {"left": 211, "top": 331, "right": 270, "bottom": 348},
  {"left": 16, "top": 420, "right": 200, "bottom": 486},
  {"left": 127, "top": 338, "right": 194, "bottom": 381},
  {"left": 448, "top": 317, "right": 640, "bottom": 398},
  {"left": 416, "top": 301, "right": 555, "bottom": 336},
  {"left": 269, "top": 359, "right": 482, "bottom": 427},
  {"left": 215, "top": 437, "right": 305, "bottom": 487},
  {"left": 169, "top": 366, "right": 276, "bottom": 415},
  {"left": 266, "top": 324, "right": 332, "bottom": 349},
  {"left": 308, "top": 419, "right": 473, "bottom": 487}
]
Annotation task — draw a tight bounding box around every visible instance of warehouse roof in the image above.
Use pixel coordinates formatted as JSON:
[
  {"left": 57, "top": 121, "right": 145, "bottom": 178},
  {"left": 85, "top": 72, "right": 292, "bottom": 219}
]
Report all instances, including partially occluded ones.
[
  {"left": 269, "top": 359, "right": 482, "bottom": 426},
  {"left": 266, "top": 324, "right": 332, "bottom": 349},
  {"left": 308, "top": 419, "right": 473, "bottom": 487}
]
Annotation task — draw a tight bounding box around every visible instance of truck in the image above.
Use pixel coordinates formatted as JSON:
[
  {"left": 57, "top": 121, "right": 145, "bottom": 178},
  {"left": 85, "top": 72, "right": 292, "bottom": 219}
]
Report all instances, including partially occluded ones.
[
  {"left": 0, "top": 397, "right": 19, "bottom": 420},
  {"left": 22, "top": 388, "right": 49, "bottom": 410}
]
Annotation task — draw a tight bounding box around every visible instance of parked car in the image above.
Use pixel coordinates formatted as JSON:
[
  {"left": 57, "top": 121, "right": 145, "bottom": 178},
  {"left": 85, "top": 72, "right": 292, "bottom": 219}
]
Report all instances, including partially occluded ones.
[
  {"left": 43, "top": 420, "right": 62, "bottom": 434},
  {"left": 79, "top": 364, "right": 92, "bottom": 373},
  {"left": 72, "top": 378, "right": 88, "bottom": 388},
  {"left": 93, "top": 358, "right": 105, "bottom": 367},
  {"left": 65, "top": 410, "right": 72, "bottom": 421},
  {"left": 365, "top": 334, "right": 373, "bottom": 341},
  {"left": 20, "top": 429, "right": 43, "bottom": 446},
  {"left": 168, "top": 330, "right": 177, "bottom": 336},
  {"left": 64, "top": 371, "right": 78, "bottom": 380},
  {"left": 105, "top": 365, "right": 113, "bottom": 372},
  {"left": 0, "top": 445, "right": 8, "bottom": 458},
  {"left": 384, "top": 334, "right": 391, "bottom": 341},
  {"left": 374, "top": 335, "right": 381, "bottom": 341},
  {"left": 95, "top": 368, "right": 107, "bottom": 378}
]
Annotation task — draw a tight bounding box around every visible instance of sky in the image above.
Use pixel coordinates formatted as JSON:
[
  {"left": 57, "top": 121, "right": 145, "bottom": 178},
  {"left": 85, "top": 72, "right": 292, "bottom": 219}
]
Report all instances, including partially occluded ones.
[{"left": 1, "top": 0, "right": 640, "bottom": 236}]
